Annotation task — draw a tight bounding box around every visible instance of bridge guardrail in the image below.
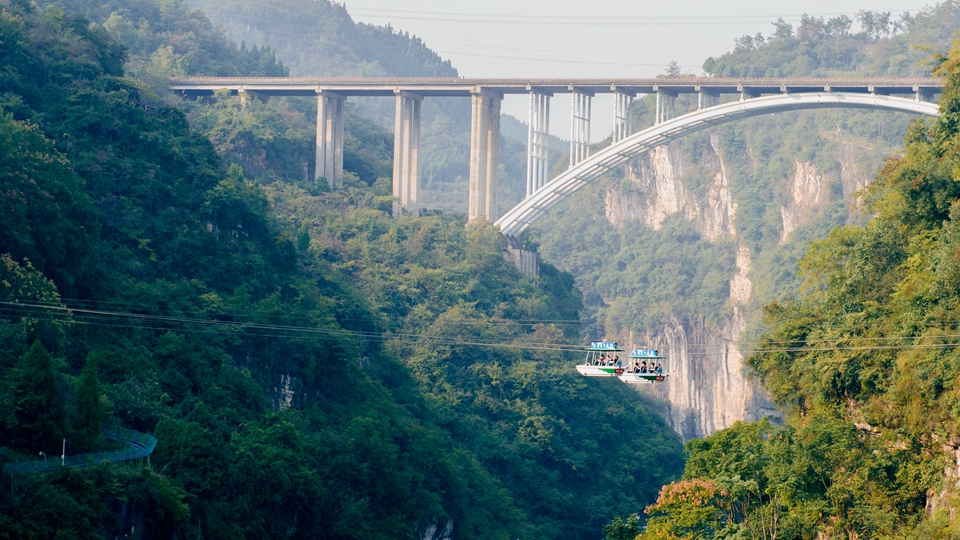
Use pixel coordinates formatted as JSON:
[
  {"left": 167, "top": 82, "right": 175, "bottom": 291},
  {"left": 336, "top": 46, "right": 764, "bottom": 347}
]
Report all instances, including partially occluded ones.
[{"left": 3, "top": 427, "right": 157, "bottom": 474}]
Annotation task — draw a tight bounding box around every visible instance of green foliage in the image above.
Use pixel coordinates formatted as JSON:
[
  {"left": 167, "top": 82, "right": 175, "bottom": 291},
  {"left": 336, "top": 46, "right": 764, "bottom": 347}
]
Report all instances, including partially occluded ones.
[
  {"left": 38, "top": 0, "right": 288, "bottom": 79},
  {"left": 0, "top": 255, "right": 71, "bottom": 364},
  {"left": 265, "top": 181, "right": 685, "bottom": 538},
  {"left": 74, "top": 353, "right": 103, "bottom": 451},
  {"left": 0, "top": 2, "right": 684, "bottom": 538},
  {"left": 704, "top": 2, "right": 960, "bottom": 77},
  {"left": 640, "top": 478, "right": 727, "bottom": 539},
  {"left": 604, "top": 513, "right": 641, "bottom": 540},
  {"left": 8, "top": 341, "right": 65, "bottom": 453},
  {"left": 0, "top": 113, "right": 97, "bottom": 294},
  {"left": 628, "top": 31, "right": 960, "bottom": 540},
  {"left": 0, "top": 466, "right": 190, "bottom": 540},
  {"left": 191, "top": 0, "right": 456, "bottom": 78}
]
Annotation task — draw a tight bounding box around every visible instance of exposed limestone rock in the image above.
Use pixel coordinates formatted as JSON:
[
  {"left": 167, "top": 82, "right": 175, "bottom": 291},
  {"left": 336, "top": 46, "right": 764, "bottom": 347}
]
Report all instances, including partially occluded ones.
[
  {"left": 604, "top": 139, "right": 735, "bottom": 241},
  {"left": 604, "top": 145, "right": 689, "bottom": 230},
  {"left": 781, "top": 160, "right": 824, "bottom": 241},
  {"left": 697, "top": 134, "right": 738, "bottom": 241},
  {"left": 275, "top": 373, "right": 296, "bottom": 411},
  {"left": 632, "top": 243, "right": 772, "bottom": 441},
  {"left": 598, "top": 129, "right": 884, "bottom": 440},
  {"left": 417, "top": 517, "right": 454, "bottom": 540},
  {"left": 839, "top": 141, "right": 871, "bottom": 198},
  {"left": 826, "top": 127, "right": 880, "bottom": 200},
  {"left": 926, "top": 435, "right": 960, "bottom": 519},
  {"left": 729, "top": 243, "right": 753, "bottom": 307},
  {"left": 635, "top": 313, "right": 775, "bottom": 441},
  {"left": 602, "top": 138, "right": 774, "bottom": 440}
]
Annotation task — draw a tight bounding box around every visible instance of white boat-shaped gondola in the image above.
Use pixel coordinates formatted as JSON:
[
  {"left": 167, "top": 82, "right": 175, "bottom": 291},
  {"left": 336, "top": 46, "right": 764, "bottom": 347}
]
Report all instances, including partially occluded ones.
[
  {"left": 619, "top": 371, "right": 670, "bottom": 384},
  {"left": 577, "top": 341, "right": 625, "bottom": 377},
  {"left": 619, "top": 348, "right": 669, "bottom": 384},
  {"left": 576, "top": 364, "right": 622, "bottom": 377}
]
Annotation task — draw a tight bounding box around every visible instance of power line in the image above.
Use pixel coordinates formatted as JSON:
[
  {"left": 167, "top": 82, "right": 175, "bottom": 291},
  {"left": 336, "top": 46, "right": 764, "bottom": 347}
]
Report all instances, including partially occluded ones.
[
  {"left": 347, "top": 7, "right": 919, "bottom": 25},
  {"left": 23, "top": 298, "right": 584, "bottom": 328},
  {"left": 429, "top": 50, "right": 699, "bottom": 68},
  {"left": 426, "top": 40, "right": 711, "bottom": 59},
  {"left": 6, "top": 301, "right": 960, "bottom": 356}
]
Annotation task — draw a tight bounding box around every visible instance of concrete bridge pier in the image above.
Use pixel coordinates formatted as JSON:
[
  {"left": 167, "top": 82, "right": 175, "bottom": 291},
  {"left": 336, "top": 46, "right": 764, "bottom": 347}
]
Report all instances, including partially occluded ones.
[
  {"left": 612, "top": 89, "right": 634, "bottom": 143},
  {"left": 393, "top": 91, "right": 422, "bottom": 216},
  {"left": 469, "top": 89, "right": 502, "bottom": 222},
  {"left": 570, "top": 89, "right": 592, "bottom": 166},
  {"left": 655, "top": 89, "right": 677, "bottom": 124},
  {"left": 697, "top": 88, "right": 719, "bottom": 111},
  {"left": 316, "top": 90, "right": 345, "bottom": 187},
  {"left": 526, "top": 90, "right": 551, "bottom": 197}
]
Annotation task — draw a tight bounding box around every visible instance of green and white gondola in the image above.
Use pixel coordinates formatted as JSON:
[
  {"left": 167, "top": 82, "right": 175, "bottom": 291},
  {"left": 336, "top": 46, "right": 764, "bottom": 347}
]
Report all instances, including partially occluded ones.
[
  {"left": 576, "top": 341, "right": 624, "bottom": 377},
  {"left": 620, "top": 348, "right": 668, "bottom": 384}
]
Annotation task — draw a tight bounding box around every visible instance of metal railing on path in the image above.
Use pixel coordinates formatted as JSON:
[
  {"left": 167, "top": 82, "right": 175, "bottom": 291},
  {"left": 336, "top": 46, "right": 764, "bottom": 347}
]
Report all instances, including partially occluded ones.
[{"left": 3, "top": 427, "right": 157, "bottom": 474}]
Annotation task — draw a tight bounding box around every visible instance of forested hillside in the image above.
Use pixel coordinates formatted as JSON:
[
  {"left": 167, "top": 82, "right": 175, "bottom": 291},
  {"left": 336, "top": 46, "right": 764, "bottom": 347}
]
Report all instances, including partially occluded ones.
[
  {"left": 0, "top": 1, "right": 683, "bottom": 539},
  {"left": 607, "top": 37, "right": 960, "bottom": 540}
]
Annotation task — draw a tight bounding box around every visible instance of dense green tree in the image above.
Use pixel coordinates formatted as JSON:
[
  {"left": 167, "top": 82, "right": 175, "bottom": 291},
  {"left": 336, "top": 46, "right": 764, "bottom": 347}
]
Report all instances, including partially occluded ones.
[
  {"left": 0, "top": 113, "right": 97, "bottom": 294},
  {"left": 703, "top": 2, "right": 960, "bottom": 77},
  {"left": 73, "top": 353, "right": 103, "bottom": 451},
  {"left": 9, "top": 340, "right": 65, "bottom": 453},
  {"left": 604, "top": 514, "right": 641, "bottom": 540}
]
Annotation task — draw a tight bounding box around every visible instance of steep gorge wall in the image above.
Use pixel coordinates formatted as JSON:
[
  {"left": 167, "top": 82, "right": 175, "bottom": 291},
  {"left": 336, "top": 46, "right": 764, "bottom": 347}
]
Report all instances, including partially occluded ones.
[{"left": 595, "top": 129, "right": 877, "bottom": 440}]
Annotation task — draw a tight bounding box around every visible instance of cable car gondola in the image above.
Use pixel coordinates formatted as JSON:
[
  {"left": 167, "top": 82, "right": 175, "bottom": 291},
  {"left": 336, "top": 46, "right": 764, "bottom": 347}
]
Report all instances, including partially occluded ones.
[
  {"left": 619, "top": 348, "right": 670, "bottom": 384},
  {"left": 576, "top": 341, "right": 625, "bottom": 377}
]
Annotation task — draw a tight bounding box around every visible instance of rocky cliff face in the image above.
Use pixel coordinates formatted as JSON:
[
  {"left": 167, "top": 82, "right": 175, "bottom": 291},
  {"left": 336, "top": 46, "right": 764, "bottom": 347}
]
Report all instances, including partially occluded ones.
[
  {"left": 781, "top": 160, "right": 825, "bottom": 241},
  {"left": 598, "top": 132, "right": 870, "bottom": 440},
  {"left": 604, "top": 135, "right": 737, "bottom": 241}
]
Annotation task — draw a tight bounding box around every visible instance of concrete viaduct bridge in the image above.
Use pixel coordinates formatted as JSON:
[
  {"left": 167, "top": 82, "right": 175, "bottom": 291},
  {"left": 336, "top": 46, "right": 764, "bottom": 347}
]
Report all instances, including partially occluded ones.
[{"left": 170, "top": 77, "right": 942, "bottom": 241}]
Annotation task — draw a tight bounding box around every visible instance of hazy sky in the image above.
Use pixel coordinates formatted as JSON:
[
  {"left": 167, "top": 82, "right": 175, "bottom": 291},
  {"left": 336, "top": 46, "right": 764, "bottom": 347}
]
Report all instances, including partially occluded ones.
[{"left": 344, "top": 0, "right": 938, "bottom": 140}]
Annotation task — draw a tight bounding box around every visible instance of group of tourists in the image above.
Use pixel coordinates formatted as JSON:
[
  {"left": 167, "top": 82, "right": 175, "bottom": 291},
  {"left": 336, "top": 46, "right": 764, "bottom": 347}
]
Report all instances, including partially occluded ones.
[
  {"left": 630, "top": 361, "right": 663, "bottom": 375},
  {"left": 593, "top": 355, "right": 621, "bottom": 366},
  {"left": 592, "top": 355, "right": 664, "bottom": 375}
]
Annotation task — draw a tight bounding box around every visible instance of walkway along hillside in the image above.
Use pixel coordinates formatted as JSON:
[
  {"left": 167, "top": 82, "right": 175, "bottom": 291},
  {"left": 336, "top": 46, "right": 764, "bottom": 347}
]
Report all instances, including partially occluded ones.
[{"left": 3, "top": 427, "right": 158, "bottom": 474}]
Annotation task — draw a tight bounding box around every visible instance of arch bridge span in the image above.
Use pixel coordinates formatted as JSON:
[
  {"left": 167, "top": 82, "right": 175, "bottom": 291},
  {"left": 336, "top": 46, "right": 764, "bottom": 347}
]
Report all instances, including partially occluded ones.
[{"left": 496, "top": 92, "right": 940, "bottom": 239}]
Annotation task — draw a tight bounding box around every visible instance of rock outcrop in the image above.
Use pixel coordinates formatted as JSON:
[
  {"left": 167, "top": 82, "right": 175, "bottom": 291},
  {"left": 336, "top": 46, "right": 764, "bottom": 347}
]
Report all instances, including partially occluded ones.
[
  {"left": 600, "top": 138, "right": 774, "bottom": 440},
  {"left": 781, "top": 160, "right": 825, "bottom": 241},
  {"left": 604, "top": 135, "right": 736, "bottom": 241}
]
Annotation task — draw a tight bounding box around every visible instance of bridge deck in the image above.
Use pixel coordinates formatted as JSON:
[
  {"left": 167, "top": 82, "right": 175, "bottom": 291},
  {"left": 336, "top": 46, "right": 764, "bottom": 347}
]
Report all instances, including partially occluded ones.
[{"left": 170, "top": 77, "right": 942, "bottom": 98}]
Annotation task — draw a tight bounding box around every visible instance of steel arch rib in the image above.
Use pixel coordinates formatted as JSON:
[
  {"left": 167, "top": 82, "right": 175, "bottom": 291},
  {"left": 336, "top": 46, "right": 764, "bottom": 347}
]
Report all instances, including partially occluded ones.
[{"left": 495, "top": 92, "right": 939, "bottom": 238}]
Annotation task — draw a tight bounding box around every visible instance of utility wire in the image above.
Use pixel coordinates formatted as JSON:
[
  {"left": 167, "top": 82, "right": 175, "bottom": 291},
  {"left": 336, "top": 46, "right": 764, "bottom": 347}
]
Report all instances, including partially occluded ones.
[
  {"left": 6, "top": 302, "right": 960, "bottom": 356},
  {"left": 429, "top": 50, "right": 698, "bottom": 68},
  {"left": 347, "top": 7, "right": 918, "bottom": 25},
  {"left": 15, "top": 298, "right": 585, "bottom": 327}
]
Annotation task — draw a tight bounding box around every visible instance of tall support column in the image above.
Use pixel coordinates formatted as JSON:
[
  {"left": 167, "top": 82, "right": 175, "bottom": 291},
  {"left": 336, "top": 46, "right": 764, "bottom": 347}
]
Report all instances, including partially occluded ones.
[
  {"left": 656, "top": 90, "right": 676, "bottom": 123},
  {"left": 469, "top": 89, "right": 502, "bottom": 222},
  {"left": 526, "top": 91, "right": 551, "bottom": 196},
  {"left": 569, "top": 90, "right": 592, "bottom": 167},
  {"left": 392, "top": 91, "right": 423, "bottom": 216},
  {"left": 697, "top": 89, "right": 718, "bottom": 111},
  {"left": 613, "top": 90, "right": 634, "bottom": 143},
  {"left": 316, "top": 90, "right": 345, "bottom": 188},
  {"left": 655, "top": 91, "right": 662, "bottom": 125}
]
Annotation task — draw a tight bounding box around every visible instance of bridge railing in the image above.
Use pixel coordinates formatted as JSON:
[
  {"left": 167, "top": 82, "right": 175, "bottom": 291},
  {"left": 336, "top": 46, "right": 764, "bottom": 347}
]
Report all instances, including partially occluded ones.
[{"left": 3, "top": 427, "right": 157, "bottom": 474}]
